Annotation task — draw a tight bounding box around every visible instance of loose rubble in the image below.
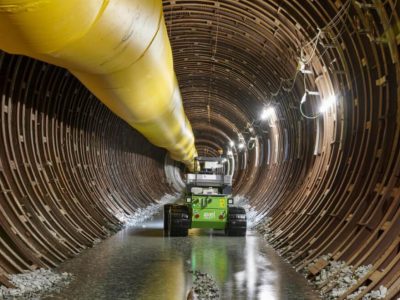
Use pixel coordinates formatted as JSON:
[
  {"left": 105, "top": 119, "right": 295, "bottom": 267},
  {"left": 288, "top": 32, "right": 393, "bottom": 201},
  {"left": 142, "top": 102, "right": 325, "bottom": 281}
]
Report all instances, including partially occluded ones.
[
  {"left": 0, "top": 268, "right": 72, "bottom": 299},
  {"left": 348, "top": 285, "right": 388, "bottom": 300},
  {"left": 253, "top": 217, "right": 273, "bottom": 240},
  {"left": 307, "top": 257, "right": 372, "bottom": 299},
  {"left": 188, "top": 270, "right": 219, "bottom": 300},
  {"left": 115, "top": 193, "right": 179, "bottom": 227},
  {"left": 255, "top": 219, "right": 388, "bottom": 300}
]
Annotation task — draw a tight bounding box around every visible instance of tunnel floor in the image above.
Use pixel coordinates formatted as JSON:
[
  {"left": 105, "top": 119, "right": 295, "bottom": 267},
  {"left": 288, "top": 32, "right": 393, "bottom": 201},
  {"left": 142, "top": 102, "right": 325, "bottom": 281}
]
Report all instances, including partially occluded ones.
[{"left": 44, "top": 212, "right": 319, "bottom": 300}]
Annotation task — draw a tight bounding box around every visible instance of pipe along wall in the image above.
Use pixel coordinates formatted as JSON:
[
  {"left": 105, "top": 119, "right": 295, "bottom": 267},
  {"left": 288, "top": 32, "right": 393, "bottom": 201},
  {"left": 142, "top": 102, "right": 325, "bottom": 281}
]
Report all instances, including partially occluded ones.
[{"left": 0, "top": 0, "right": 400, "bottom": 298}]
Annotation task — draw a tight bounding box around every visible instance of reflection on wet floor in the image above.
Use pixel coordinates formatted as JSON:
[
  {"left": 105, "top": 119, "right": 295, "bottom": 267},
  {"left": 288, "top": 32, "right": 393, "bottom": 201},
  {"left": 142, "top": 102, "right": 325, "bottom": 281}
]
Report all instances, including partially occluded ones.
[{"left": 46, "top": 213, "right": 319, "bottom": 300}]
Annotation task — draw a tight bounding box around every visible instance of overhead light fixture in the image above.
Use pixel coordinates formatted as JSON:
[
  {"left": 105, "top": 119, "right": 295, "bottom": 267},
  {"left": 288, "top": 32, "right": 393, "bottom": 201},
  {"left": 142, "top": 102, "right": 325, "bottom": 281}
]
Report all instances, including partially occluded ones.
[
  {"left": 260, "top": 110, "right": 268, "bottom": 120},
  {"left": 260, "top": 107, "right": 275, "bottom": 121},
  {"left": 319, "top": 95, "right": 337, "bottom": 113},
  {"left": 238, "top": 142, "right": 245, "bottom": 149},
  {"left": 229, "top": 140, "right": 235, "bottom": 147},
  {"left": 227, "top": 150, "right": 233, "bottom": 156}
]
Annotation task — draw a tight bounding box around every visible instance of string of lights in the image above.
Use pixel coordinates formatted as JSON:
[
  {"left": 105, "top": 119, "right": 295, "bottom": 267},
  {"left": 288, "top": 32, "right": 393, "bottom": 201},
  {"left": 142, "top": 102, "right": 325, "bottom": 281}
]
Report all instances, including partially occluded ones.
[{"left": 226, "top": 0, "right": 352, "bottom": 152}]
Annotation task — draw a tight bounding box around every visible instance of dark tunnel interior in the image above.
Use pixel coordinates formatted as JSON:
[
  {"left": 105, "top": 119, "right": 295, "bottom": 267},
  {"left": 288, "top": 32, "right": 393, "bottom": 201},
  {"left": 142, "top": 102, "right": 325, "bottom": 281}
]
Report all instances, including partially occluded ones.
[{"left": 0, "top": 0, "right": 399, "bottom": 298}]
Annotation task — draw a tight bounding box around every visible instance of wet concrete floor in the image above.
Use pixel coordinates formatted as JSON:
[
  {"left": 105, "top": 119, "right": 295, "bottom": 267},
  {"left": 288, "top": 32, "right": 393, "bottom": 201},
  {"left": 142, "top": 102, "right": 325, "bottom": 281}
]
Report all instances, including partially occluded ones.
[{"left": 46, "top": 212, "right": 319, "bottom": 300}]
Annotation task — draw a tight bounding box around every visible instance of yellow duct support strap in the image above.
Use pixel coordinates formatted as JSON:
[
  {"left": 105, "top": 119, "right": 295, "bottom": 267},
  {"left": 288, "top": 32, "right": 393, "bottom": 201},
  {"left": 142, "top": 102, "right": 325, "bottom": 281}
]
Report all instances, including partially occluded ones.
[{"left": 0, "top": 0, "right": 198, "bottom": 168}]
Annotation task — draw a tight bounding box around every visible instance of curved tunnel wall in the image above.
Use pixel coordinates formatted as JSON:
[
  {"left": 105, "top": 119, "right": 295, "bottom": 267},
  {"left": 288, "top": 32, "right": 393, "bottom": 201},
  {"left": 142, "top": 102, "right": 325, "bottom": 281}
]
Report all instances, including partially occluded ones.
[
  {"left": 0, "top": 53, "right": 174, "bottom": 280},
  {"left": 1, "top": 0, "right": 400, "bottom": 298}
]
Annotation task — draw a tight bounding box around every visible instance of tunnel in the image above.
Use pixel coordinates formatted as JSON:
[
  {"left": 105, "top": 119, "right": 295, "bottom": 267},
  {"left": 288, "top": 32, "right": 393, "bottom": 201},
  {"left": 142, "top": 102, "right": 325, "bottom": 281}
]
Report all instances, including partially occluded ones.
[{"left": 0, "top": 0, "right": 399, "bottom": 299}]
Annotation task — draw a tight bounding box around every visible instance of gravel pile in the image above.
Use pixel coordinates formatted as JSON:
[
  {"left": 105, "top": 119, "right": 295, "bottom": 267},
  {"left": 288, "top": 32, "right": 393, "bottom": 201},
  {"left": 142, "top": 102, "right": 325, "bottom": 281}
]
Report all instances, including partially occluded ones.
[
  {"left": 189, "top": 270, "right": 219, "bottom": 300},
  {"left": 254, "top": 219, "right": 296, "bottom": 259},
  {"left": 305, "top": 257, "right": 372, "bottom": 299},
  {"left": 0, "top": 268, "right": 72, "bottom": 299},
  {"left": 347, "top": 285, "right": 388, "bottom": 299},
  {"left": 252, "top": 217, "right": 272, "bottom": 236},
  {"left": 115, "top": 193, "right": 179, "bottom": 227},
  {"left": 254, "top": 221, "right": 383, "bottom": 300}
]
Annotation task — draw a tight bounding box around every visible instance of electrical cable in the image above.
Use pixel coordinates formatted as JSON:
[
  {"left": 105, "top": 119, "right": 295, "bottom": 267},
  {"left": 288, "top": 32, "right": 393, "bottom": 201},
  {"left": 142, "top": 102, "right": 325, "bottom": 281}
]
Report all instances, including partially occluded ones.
[
  {"left": 300, "top": 72, "right": 322, "bottom": 119},
  {"left": 268, "top": 0, "right": 352, "bottom": 98},
  {"left": 300, "top": 101, "right": 320, "bottom": 119}
]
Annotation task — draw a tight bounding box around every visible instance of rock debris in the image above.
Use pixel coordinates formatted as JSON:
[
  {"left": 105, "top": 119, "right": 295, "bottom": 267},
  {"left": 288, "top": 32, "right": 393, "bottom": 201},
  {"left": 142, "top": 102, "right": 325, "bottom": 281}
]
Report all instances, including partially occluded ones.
[
  {"left": 348, "top": 285, "right": 388, "bottom": 300},
  {"left": 255, "top": 219, "right": 388, "bottom": 300},
  {"left": 0, "top": 268, "right": 72, "bottom": 299},
  {"left": 188, "top": 270, "right": 219, "bottom": 300},
  {"left": 308, "top": 258, "right": 372, "bottom": 299}
]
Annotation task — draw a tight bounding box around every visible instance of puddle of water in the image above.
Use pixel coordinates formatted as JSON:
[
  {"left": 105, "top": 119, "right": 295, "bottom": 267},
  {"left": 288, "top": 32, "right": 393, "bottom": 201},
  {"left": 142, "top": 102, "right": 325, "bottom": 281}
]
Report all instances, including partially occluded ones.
[{"left": 45, "top": 214, "right": 319, "bottom": 300}]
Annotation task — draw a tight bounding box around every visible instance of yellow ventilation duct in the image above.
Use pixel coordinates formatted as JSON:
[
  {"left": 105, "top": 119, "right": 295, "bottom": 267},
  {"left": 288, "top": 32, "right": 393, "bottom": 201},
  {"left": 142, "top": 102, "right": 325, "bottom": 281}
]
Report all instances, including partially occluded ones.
[{"left": 0, "top": 0, "right": 198, "bottom": 169}]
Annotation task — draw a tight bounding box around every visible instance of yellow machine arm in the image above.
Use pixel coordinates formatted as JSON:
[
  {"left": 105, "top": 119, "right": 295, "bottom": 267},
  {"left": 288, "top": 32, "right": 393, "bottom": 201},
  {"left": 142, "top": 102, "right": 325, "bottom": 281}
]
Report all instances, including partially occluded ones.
[{"left": 0, "top": 0, "right": 198, "bottom": 169}]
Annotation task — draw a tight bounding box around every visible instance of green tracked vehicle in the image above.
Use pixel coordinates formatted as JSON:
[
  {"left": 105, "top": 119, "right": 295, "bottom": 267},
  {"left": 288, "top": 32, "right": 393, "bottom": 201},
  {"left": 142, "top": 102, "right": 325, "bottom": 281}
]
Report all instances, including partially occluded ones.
[{"left": 164, "top": 156, "right": 247, "bottom": 237}]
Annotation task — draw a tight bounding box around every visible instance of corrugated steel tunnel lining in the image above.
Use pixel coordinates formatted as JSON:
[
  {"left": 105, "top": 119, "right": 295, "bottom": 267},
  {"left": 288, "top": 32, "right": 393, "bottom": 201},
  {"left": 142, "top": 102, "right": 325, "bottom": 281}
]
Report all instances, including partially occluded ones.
[{"left": 0, "top": 0, "right": 399, "bottom": 297}]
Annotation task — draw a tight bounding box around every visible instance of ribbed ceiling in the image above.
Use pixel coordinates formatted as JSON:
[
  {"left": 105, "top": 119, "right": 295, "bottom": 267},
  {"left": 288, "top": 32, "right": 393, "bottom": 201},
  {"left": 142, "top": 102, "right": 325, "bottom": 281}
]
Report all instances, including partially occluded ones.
[{"left": 0, "top": 0, "right": 399, "bottom": 298}]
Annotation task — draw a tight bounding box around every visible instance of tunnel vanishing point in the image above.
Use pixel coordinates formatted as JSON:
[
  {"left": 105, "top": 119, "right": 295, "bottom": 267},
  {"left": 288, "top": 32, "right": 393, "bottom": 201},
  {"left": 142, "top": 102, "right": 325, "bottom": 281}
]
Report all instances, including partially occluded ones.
[{"left": 0, "top": 0, "right": 399, "bottom": 299}]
